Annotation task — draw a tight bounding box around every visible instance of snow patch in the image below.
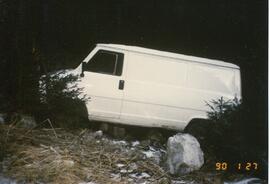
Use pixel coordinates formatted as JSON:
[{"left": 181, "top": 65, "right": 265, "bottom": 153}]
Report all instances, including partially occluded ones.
[
  {"left": 112, "top": 140, "right": 128, "bottom": 145},
  {"left": 116, "top": 163, "right": 125, "bottom": 168},
  {"left": 171, "top": 180, "right": 194, "bottom": 184},
  {"left": 131, "top": 141, "right": 140, "bottom": 147},
  {"left": 141, "top": 146, "right": 164, "bottom": 164},
  {"left": 0, "top": 174, "right": 17, "bottom": 184},
  {"left": 224, "top": 178, "right": 262, "bottom": 184},
  {"left": 79, "top": 182, "right": 97, "bottom": 184},
  {"left": 120, "top": 169, "right": 133, "bottom": 173},
  {"left": 129, "top": 172, "right": 151, "bottom": 179}
]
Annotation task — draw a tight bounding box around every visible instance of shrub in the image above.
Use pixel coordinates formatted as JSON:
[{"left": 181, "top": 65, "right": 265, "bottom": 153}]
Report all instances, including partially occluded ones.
[
  {"left": 205, "top": 97, "right": 246, "bottom": 159},
  {"left": 37, "top": 71, "right": 90, "bottom": 128},
  {"left": 206, "top": 97, "right": 241, "bottom": 123},
  {"left": 204, "top": 97, "right": 267, "bottom": 177}
]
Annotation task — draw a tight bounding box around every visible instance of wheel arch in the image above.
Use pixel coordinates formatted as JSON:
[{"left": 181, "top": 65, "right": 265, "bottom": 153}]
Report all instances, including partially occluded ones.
[{"left": 184, "top": 116, "right": 210, "bottom": 132}]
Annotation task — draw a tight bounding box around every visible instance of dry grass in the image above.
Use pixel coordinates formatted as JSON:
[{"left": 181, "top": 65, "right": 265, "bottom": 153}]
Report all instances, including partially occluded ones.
[{"left": 0, "top": 124, "right": 170, "bottom": 184}]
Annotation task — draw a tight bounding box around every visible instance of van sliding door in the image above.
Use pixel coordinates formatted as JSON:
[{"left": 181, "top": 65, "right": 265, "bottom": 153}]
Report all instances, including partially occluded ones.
[{"left": 81, "top": 49, "right": 124, "bottom": 119}]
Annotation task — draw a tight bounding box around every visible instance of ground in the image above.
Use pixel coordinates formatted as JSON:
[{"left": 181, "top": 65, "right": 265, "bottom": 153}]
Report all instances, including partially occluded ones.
[{"left": 0, "top": 123, "right": 266, "bottom": 184}]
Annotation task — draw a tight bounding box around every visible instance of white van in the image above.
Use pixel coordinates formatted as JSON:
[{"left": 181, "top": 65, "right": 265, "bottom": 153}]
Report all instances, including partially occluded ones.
[{"left": 74, "top": 43, "right": 241, "bottom": 130}]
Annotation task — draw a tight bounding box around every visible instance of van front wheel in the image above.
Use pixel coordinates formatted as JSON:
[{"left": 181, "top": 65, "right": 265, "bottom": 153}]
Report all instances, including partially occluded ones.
[{"left": 184, "top": 119, "right": 212, "bottom": 143}]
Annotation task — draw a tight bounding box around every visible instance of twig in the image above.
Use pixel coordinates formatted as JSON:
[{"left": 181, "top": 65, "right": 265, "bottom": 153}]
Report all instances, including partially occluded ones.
[
  {"left": 50, "top": 146, "right": 60, "bottom": 156},
  {"left": 46, "top": 119, "right": 58, "bottom": 138}
]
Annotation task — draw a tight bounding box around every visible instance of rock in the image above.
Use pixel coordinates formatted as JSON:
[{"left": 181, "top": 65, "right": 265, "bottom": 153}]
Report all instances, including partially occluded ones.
[
  {"left": 93, "top": 130, "right": 103, "bottom": 138},
  {"left": 17, "top": 115, "right": 37, "bottom": 128},
  {"left": 166, "top": 133, "right": 204, "bottom": 175}
]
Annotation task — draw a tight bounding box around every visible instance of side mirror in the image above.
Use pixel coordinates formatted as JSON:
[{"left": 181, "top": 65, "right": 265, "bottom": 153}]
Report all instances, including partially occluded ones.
[{"left": 80, "top": 62, "right": 86, "bottom": 77}]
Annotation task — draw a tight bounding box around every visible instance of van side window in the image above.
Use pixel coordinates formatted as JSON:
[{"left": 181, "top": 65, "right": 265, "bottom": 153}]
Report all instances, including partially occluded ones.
[{"left": 85, "top": 50, "right": 124, "bottom": 76}]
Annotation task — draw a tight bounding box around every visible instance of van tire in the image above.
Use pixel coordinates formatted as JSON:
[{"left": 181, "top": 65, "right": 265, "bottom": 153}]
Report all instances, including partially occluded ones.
[
  {"left": 112, "top": 126, "right": 126, "bottom": 139},
  {"left": 99, "top": 122, "right": 110, "bottom": 132},
  {"left": 184, "top": 119, "right": 212, "bottom": 143}
]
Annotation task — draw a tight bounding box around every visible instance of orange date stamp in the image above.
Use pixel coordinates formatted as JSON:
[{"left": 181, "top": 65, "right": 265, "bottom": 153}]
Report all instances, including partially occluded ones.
[{"left": 215, "top": 162, "right": 258, "bottom": 171}]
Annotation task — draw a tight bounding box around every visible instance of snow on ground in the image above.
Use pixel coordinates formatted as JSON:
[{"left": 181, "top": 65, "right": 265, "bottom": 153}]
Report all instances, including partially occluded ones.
[
  {"left": 131, "top": 140, "right": 140, "bottom": 147},
  {"left": 224, "top": 178, "right": 263, "bottom": 184},
  {"left": 141, "top": 146, "right": 165, "bottom": 164},
  {"left": 111, "top": 140, "right": 128, "bottom": 145},
  {"left": 171, "top": 180, "right": 195, "bottom": 184},
  {"left": 129, "top": 172, "right": 151, "bottom": 179},
  {"left": 0, "top": 174, "right": 18, "bottom": 184},
  {"left": 116, "top": 163, "right": 125, "bottom": 168}
]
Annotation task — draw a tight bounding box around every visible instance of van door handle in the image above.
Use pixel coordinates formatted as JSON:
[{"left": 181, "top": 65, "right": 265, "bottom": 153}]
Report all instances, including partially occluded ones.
[{"left": 119, "top": 80, "right": 125, "bottom": 90}]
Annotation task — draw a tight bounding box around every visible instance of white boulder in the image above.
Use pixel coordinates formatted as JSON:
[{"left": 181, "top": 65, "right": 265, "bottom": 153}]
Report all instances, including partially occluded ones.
[{"left": 166, "top": 133, "right": 204, "bottom": 175}]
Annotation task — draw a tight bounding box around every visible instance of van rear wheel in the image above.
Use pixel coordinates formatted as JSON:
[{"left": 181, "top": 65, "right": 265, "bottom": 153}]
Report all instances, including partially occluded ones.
[{"left": 184, "top": 119, "right": 212, "bottom": 144}]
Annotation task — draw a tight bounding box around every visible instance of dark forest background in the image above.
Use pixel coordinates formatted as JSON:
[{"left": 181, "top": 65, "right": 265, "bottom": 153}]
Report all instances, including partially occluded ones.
[{"left": 0, "top": 0, "right": 268, "bottom": 173}]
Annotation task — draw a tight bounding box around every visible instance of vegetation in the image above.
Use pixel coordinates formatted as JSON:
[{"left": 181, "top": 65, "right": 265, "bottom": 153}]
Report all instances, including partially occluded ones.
[
  {"left": 38, "top": 71, "right": 90, "bottom": 128},
  {"left": 0, "top": 124, "right": 169, "bottom": 184},
  {"left": 205, "top": 97, "right": 244, "bottom": 158},
  {"left": 204, "top": 97, "right": 267, "bottom": 177}
]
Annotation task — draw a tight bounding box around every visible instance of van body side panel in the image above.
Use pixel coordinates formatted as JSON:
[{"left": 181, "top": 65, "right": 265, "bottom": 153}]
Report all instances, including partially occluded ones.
[
  {"left": 120, "top": 52, "right": 191, "bottom": 129},
  {"left": 120, "top": 52, "right": 237, "bottom": 130},
  {"left": 187, "top": 63, "right": 236, "bottom": 96}
]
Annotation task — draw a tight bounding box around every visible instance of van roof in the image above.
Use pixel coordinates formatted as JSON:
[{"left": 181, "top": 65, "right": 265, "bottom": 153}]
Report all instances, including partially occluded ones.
[{"left": 97, "top": 43, "right": 239, "bottom": 69}]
